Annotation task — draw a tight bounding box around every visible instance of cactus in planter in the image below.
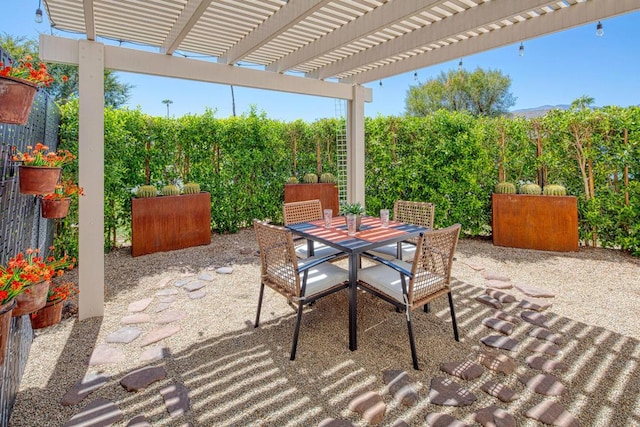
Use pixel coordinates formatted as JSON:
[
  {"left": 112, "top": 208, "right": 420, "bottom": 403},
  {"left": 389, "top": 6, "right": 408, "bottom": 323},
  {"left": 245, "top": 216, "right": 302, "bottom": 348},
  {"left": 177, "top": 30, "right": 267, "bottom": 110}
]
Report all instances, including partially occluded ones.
[
  {"left": 161, "top": 184, "right": 180, "bottom": 196},
  {"left": 303, "top": 173, "right": 318, "bottom": 184},
  {"left": 319, "top": 172, "right": 335, "bottom": 183},
  {"left": 286, "top": 176, "right": 298, "bottom": 184},
  {"left": 494, "top": 181, "right": 516, "bottom": 194},
  {"left": 520, "top": 183, "right": 542, "bottom": 195},
  {"left": 136, "top": 185, "right": 158, "bottom": 198},
  {"left": 543, "top": 184, "right": 567, "bottom": 196},
  {"left": 182, "top": 183, "right": 200, "bottom": 194}
]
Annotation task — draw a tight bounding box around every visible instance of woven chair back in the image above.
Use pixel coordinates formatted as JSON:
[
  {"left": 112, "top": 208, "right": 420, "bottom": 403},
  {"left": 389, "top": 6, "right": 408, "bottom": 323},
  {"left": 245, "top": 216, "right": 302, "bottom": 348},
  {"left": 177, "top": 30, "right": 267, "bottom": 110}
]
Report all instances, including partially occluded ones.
[
  {"left": 253, "top": 220, "right": 300, "bottom": 299},
  {"left": 394, "top": 200, "right": 435, "bottom": 245},
  {"left": 283, "top": 199, "right": 323, "bottom": 225}
]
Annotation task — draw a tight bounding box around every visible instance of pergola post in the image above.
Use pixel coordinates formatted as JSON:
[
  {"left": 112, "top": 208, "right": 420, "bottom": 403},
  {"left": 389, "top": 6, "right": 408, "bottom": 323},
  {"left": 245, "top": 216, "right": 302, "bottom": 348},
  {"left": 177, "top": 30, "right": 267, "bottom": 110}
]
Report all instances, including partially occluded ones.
[
  {"left": 77, "top": 40, "right": 105, "bottom": 319},
  {"left": 346, "top": 84, "right": 366, "bottom": 206}
]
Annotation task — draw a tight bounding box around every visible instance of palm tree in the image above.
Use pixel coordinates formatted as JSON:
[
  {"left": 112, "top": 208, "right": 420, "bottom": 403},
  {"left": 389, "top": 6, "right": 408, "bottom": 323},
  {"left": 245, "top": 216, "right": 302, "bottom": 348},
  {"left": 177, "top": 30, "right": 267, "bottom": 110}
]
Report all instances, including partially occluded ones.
[{"left": 162, "top": 99, "right": 173, "bottom": 117}]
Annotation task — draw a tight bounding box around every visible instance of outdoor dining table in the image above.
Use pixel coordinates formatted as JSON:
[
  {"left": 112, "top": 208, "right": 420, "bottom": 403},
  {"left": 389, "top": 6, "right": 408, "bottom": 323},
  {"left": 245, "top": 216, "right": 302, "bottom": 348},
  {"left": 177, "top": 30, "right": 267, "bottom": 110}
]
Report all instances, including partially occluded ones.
[{"left": 285, "top": 215, "right": 427, "bottom": 351}]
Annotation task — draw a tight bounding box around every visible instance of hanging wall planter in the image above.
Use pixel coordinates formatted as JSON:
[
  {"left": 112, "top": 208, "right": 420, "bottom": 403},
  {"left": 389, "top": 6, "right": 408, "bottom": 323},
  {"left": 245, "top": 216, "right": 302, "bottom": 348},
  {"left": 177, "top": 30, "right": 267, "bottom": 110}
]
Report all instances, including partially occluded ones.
[
  {"left": 12, "top": 280, "right": 50, "bottom": 317},
  {"left": 18, "top": 165, "right": 61, "bottom": 195},
  {"left": 0, "top": 76, "right": 38, "bottom": 125},
  {"left": 30, "top": 299, "right": 64, "bottom": 329},
  {"left": 0, "top": 299, "right": 16, "bottom": 366},
  {"left": 41, "top": 197, "right": 71, "bottom": 218}
]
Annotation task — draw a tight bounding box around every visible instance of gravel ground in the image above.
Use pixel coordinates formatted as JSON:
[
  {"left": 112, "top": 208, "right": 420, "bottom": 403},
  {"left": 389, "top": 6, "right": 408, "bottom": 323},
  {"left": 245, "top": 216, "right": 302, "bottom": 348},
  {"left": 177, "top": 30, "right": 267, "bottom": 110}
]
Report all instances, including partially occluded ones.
[{"left": 9, "top": 229, "right": 640, "bottom": 427}]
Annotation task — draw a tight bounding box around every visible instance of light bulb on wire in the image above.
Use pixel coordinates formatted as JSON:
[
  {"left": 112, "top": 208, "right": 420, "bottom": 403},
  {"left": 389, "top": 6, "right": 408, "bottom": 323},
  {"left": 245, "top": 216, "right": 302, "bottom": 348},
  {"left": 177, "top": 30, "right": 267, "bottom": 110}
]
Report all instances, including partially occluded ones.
[
  {"left": 379, "top": 80, "right": 383, "bottom": 88},
  {"left": 596, "top": 21, "right": 604, "bottom": 37},
  {"left": 35, "top": 0, "right": 43, "bottom": 23},
  {"left": 414, "top": 71, "right": 418, "bottom": 81},
  {"left": 458, "top": 58, "right": 463, "bottom": 70},
  {"left": 518, "top": 43, "right": 525, "bottom": 57}
]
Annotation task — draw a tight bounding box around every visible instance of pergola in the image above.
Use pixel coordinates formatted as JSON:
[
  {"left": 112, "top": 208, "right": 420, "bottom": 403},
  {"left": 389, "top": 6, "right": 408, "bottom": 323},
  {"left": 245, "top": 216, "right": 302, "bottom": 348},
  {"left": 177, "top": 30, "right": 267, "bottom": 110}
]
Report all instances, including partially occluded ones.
[{"left": 38, "top": 0, "right": 640, "bottom": 320}]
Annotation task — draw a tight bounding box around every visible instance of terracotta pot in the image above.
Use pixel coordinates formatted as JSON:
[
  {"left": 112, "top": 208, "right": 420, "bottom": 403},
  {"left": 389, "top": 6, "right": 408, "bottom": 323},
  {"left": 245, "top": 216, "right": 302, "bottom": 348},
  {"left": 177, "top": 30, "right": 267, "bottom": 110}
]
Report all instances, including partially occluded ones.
[
  {"left": 12, "top": 280, "right": 50, "bottom": 317},
  {"left": 41, "top": 197, "right": 71, "bottom": 218},
  {"left": 0, "top": 76, "right": 38, "bottom": 125},
  {"left": 30, "top": 299, "right": 64, "bottom": 329},
  {"left": 18, "top": 165, "right": 61, "bottom": 195},
  {"left": 0, "top": 299, "right": 16, "bottom": 366}
]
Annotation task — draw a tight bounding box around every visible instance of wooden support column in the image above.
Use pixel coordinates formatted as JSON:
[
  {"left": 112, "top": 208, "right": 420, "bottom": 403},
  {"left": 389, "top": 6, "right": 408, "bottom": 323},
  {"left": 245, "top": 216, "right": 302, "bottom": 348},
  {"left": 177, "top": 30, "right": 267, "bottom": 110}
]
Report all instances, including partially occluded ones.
[{"left": 346, "top": 85, "right": 367, "bottom": 206}]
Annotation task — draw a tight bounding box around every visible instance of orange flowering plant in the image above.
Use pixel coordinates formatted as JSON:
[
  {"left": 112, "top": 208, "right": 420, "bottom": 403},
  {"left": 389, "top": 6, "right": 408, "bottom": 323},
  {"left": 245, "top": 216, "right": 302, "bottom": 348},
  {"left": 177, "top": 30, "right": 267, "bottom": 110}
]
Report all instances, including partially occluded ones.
[
  {"left": 42, "top": 179, "right": 84, "bottom": 200},
  {"left": 0, "top": 247, "right": 76, "bottom": 305},
  {"left": 12, "top": 143, "right": 75, "bottom": 167},
  {"left": 0, "top": 55, "right": 67, "bottom": 88},
  {"left": 44, "top": 281, "right": 78, "bottom": 304}
]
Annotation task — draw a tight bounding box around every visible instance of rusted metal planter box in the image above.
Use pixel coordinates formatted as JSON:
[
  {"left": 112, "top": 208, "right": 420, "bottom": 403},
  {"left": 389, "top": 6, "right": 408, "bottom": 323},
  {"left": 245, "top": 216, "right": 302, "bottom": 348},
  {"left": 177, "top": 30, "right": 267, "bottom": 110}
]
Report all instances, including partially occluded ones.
[
  {"left": 284, "top": 183, "right": 339, "bottom": 216},
  {"left": 492, "top": 193, "right": 579, "bottom": 252},
  {"left": 131, "top": 192, "right": 211, "bottom": 257}
]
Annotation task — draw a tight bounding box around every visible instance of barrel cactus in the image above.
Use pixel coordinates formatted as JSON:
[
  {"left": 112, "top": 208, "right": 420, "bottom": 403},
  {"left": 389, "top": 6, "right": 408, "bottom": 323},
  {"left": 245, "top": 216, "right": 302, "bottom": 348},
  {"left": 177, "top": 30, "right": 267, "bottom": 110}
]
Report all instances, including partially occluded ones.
[
  {"left": 319, "top": 172, "right": 335, "bottom": 183},
  {"left": 543, "top": 184, "right": 567, "bottom": 196},
  {"left": 286, "top": 176, "right": 299, "bottom": 184},
  {"left": 303, "top": 173, "right": 318, "bottom": 184},
  {"left": 494, "top": 181, "right": 516, "bottom": 194},
  {"left": 161, "top": 184, "right": 180, "bottom": 196},
  {"left": 136, "top": 185, "right": 158, "bottom": 198},
  {"left": 182, "top": 183, "right": 200, "bottom": 194},
  {"left": 520, "top": 183, "right": 542, "bottom": 195}
]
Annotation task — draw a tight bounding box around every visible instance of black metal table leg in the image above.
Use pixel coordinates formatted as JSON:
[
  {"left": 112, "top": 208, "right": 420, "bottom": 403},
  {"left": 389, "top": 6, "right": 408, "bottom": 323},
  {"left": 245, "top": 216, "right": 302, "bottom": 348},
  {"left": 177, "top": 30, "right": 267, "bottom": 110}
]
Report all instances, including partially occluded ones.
[{"left": 349, "top": 252, "right": 357, "bottom": 351}]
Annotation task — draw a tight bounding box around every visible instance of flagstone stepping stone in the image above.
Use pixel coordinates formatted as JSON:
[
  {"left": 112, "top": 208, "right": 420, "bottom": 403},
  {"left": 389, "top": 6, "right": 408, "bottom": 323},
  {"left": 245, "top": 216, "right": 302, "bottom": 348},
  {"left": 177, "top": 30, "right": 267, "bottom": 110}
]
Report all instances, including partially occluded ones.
[
  {"left": 198, "top": 272, "right": 215, "bottom": 281},
  {"left": 155, "top": 302, "right": 174, "bottom": 313},
  {"left": 106, "top": 326, "right": 143, "bottom": 344},
  {"left": 139, "top": 324, "right": 181, "bottom": 347},
  {"left": 525, "top": 400, "right": 580, "bottom": 427},
  {"left": 519, "top": 373, "right": 565, "bottom": 396},
  {"left": 155, "top": 288, "right": 178, "bottom": 296},
  {"left": 140, "top": 346, "right": 169, "bottom": 362},
  {"left": 483, "top": 272, "right": 510, "bottom": 282},
  {"left": 159, "top": 296, "right": 176, "bottom": 304},
  {"left": 440, "top": 360, "right": 484, "bottom": 380},
  {"left": 525, "top": 341, "right": 561, "bottom": 356},
  {"left": 382, "top": 369, "right": 418, "bottom": 407},
  {"left": 485, "top": 288, "right": 516, "bottom": 303},
  {"left": 480, "top": 381, "right": 520, "bottom": 403},
  {"left": 529, "top": 328, "right": 564, "bottom": 344},
  {"left": 318, "top": 419, "right": 358, "bottom": 427},
  {"left": 120, "top": 366, "right": 167, "bottom": 392},
  {"left": 480, "top": 335, "right": 519, "bottom": 352},
  {"left": 121, "top": 313, "right": 152, "bottom": 324},
  {"left": 184, "top": 281, "right": 205, "bottom": 292},
  {"left": 64, "top": 398, "right": 123, "bottom": 427},
  {"left": 477, "top": 351, "right": 517, "bottom": 375},
  {"left": 526, "top": 355, "right": 567, "bottom": 373},
  {"left": 155, "top": 276, "right": 173, "bottom": 288},
  {"left": 428, "top": 377, "right": 477, "bottom": 406},
  {"left": 126, "top": 415, "right": 152, "bottom": 427},
  {"left": 425, "top": 413, "right": 469, "bottom": 427},
  {"left": 173, "top": 277, "right": 193, "bottom": 287},
  {"left": 89, "top": 344, "right": 126, "bottom": 366},
  {"left": 482, "top": 317, "right": 514, "bottom": 335},
  {"left": 494, "top": 310, "right": 520, "bottom": 323},
  {"left": 390, "top": 421, "right": 410, "bottom": 427},
  {"left": 484, "top": 280, "right": 512, "bottom": 290},
  {"left": 216, "top": 266, "right": 233, "bottom": 274},
  {"left": 518, "top": 299, "right": 552, "bottom": 312},
  {"left": 348, "top": 391, "right": 386, "bottom": 424},
  {"left": 128, "top": 298, "right": 153, "bottom": 313},
  {"left": 467, "top": 263, "right": 485, "bottom": 271},
  {"left": 476, "top": 295, "right": 502, "bottom": 309},
  {"left": 188, "top": 289, "right": 206, "bottom": 299},
  {"left": 156, "top": 310, "right": 187, "bottom": 324},
  {"left": 515, "top": 283, "right": 555, "bottom": 298},
  {"left": 474, "top": 406, "right": 516, "bottom": 427},
  {"left": 521, "top": 311, "right": 548, "bottom": 327},
  {"left": 161, "top": 383, "right": 191, "bottom": 417},
  {"left": 61, "top": 372, "right": 111, "bottom": 406}
]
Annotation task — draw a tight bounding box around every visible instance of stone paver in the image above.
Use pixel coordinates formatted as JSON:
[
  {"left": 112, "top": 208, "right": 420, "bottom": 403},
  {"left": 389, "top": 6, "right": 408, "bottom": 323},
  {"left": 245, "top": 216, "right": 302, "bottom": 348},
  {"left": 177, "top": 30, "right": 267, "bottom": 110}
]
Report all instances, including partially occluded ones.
[
  {"left": 139, "top": 324, "right": 181, "bottom": 347},
  {"left": 477, "top": 351, "right": 517, "bottom": 375},
  {"left": 318, "top": 419, "right": 358, "bottom": 427},
  {"left": 494, "top": 310, "right": 520, "bottom": 323},
  {"left": 216, "top": 266, "right": 233, "bottom": 274},
  {"left": 525, "top": 341, "right": 561, "bottom": 356},
  {"left": 482, "top": 317, "right": 514, "bottom": 335},
  {"left": 127, "top": 298, "right": 154, "bottom": 313},
  {"left": 390, "top": 420, "right": 410, "bottom": 427},
  {"left": 484, "top": 280, "right": 512, "bottom": 290},
  {"left": 155, "top": 302, "right": 174, "bottom": 312},
  {"left": 121, "top": 313, "right": 152, "bottom": 325},
  {"left": 120, "top": 366, "right": 167, "bottom": 392},
  {"left": 61, "top": 372, "right": 111, "bottom": 406},
  {"left": 480, "top": 381, "right": 520, "bottom": 403},
  {"left": 480, "top": 335, "right": 519, "bottom": 352},
  {"left": 525, "top": 400, "right": 580, "bottom": 427},
  {"left": 521, "top": 311, "right": 549, "bottom": 327},
  {"left": 520, "top": 373, "right": 565, "bottom": 396},
  {"left": 382, "top": 370, "right": 418, "bottom": 407},
  {"left": 106, "top": 327, "right": 143, "bottom": 344},
  {"left": 526, "top": 355, "right": 567, "bottom": 373},
  {"left": 198, "top": 272, "right": 215, "bottom": 281},
  {"left": 173, "top": 277, "right": 193, "bottom": 287},
  {"left": 126, "top": 415, "right": 152, "bottom": 427},
  {"left": 159, "top": 296, "right": 177, "bottom": 304},
  {"left": 155, "top": 276, "right": 173, "bottom": 288},
  {"left": 140, "top": 346, "right": 169, "bottom": 362},
  {"left": 155, "top": 288, "right": 178, "bottom": 296},
  {"left": 188, "top": 289, "right": 206, "bottom": 299},
  {"left": 515, "top": 283, "right": 555, "bottom": 298},
  {"left": 64, "top": 398, "right": 123, "bottom": 427},
  {"left": 428, "top": 377, "right": 477, "bottom": 407},
  {"left": 474, "top": 406, "right": 516, "bottom": 427},
  {"left": 184, "top": 281, "right": 206, "bottom": 292},
  {"left": 88, "top": 344, "right": 126, "bottom": 366},
  {"left": 485, "top": 288, "right": 516, "bottom": 303},
  {"left": 518, "top": 299, "right": 552, "bottom": 312},
  {"left": 156, "top": 310, "right": 187, "bottom": 324},
  {"left": 529, "top": 328, "right": 564, "bottom": 344},
  {"left": 467, "top": 263, "right": 485, "bottom": 271},
  {"left": 483, "top": 272, "right": 510, "bottom": 282},
  {"left": 348, "top": 391, "right": 386, "bottom": 424},
  {"left": 440, "top": 360, "right": 484, "bottom": 380},
  {"left": 161, "top": 383, "right": 191, "bottom": 417},
  {"left": 476, "top": 295, "right": 503, "bottom": 309},
  {"left": 425, "top": 413, "right": 469, "bottom": 427}
]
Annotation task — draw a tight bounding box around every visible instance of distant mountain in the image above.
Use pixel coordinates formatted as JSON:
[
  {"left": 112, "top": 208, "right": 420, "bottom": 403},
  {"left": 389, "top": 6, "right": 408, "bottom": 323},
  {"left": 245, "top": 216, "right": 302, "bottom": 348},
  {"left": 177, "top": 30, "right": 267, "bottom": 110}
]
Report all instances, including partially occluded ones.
[{"left": 509, "top": 104, "right": 570, "bottom": 119}]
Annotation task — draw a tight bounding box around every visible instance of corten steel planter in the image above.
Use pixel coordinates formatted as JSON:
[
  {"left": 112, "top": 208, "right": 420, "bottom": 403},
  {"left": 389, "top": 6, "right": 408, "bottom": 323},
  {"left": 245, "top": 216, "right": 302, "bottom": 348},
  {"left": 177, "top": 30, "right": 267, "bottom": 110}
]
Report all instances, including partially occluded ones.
[
  {"left": 0, "top": 76, "right": 37, "bottom": 125},
  {"left": 131, "top": 192, "right": 212, "bottom": 257},
  {"left": 0, "top": 299, "right": 16, "bottom": 365},
  {"left": 492, "top": 193, "right": 579, "bottom": 252},
  {"left": 18, "top": 165, "right": 62, "bottom": 195},
  {"left": 12, "top": 280, "right": 50, "bottom": 317},
  {"left": 41, "top": 197, "right": 71, "bottom": 218},
  {"left": 284, "top": 183, "right": 339, "bottom": 216},
  {"left": 30, "top": 300, "right": 64, "bottom": 329}
]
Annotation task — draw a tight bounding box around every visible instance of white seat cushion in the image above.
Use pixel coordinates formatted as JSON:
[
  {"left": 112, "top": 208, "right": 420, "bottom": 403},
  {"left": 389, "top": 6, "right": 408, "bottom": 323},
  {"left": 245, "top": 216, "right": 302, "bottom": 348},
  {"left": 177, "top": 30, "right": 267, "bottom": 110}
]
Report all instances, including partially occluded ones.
[
  {"left": 298, "top": 257, "right": 349, "bottom": 297},
  {"left": 358, "top": 259, "right": 414, "bottom": 302},
  {"left": 369, "top": 243, "right": 416, "bottom": 261},
  {"left": 294, "top": 242, "right": 343, "bottom": 259}
]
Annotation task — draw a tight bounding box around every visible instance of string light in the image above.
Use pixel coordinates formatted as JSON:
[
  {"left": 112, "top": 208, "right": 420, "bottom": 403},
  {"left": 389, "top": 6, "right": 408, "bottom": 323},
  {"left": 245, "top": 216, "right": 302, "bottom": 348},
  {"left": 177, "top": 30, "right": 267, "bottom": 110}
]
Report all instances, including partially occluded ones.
[
  {"left": 379, "top": 80, "right": 383, "bottom": 88},
  {"left": 596, "top": 21, "right": 604, "bottom": 37},
  {"left": 518, "top": 42, "right": 525, "bottom": 57},
  {"left": 458, "top": 58, "right": 463, "bottom": 70},
  {"left": 413, "top": 71, "right": 418, "bottom": 81},
  {"left": 35, "top": 0, "right": 43, "bottom": 23}
]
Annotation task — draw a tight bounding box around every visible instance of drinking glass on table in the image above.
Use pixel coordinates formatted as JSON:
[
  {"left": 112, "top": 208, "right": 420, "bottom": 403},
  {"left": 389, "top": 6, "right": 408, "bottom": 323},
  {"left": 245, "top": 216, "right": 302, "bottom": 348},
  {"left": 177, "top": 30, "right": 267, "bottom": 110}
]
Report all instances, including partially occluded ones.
[
  {"left": 380, "top": 209, "right": 389, "bottom": 228},
  {"left": 323, "top": 209, "right": 333, "bottom": 228},
  {"left": 346, "top": 213, "right": 357, "bottom": 236}
]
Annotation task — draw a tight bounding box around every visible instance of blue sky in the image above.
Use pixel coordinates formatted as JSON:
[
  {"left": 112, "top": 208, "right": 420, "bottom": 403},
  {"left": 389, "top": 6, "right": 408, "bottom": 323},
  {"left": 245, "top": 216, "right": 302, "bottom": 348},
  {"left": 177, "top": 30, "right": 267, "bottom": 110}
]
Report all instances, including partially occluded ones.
[{"left": 2, "top": 5, "right": 639, "bottom": 122}]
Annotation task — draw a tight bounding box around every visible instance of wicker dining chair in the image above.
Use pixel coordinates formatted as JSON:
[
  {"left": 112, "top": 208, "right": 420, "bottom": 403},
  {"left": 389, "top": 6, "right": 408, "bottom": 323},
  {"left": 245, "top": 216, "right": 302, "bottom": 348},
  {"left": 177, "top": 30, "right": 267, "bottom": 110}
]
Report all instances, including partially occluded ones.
[
  {"left": 253, "top": 220, "right": 349, "bottom": 360},
  {"left": 283, "top": 199, "right": 345, "bottom": 259},
  {"left": 358, "top": 223, "right": 461, "bottom": 370},
  {"left": 370, "top": 200, "right": 435, "bottom": 261}
]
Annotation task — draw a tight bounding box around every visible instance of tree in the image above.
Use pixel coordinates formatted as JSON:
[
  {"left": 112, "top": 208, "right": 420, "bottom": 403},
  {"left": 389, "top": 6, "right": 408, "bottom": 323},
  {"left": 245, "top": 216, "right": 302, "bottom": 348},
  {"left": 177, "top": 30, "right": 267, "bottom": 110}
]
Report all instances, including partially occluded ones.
[
  {"left": 1, "top": 34, "right": 132, "bottom": 108},
  {"left": 162, "top": 99, "right": 173, "bottom": 118},
  {"left": 405, "top": 67, "right": 515, "bottom": 117}
]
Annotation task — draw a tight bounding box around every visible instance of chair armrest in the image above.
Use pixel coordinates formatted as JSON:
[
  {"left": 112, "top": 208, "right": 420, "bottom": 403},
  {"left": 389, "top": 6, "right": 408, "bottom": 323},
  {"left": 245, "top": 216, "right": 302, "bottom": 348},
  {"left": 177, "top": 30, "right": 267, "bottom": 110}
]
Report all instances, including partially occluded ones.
[
  {"left": 298, "top": 253, "right": 340, "bottom": 272},
  {"left": 362, "top": 252, "right": 413, "bottom": 278}
]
